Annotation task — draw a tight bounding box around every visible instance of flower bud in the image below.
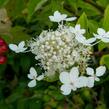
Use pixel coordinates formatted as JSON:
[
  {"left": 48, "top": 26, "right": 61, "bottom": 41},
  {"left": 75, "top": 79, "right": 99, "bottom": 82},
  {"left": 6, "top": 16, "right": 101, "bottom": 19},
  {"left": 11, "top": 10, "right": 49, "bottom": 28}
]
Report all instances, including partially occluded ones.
[
  {"left": 0, "top": 55, "right": 7, "bottom": 64},
  {"left": 0, "top": 38, "right": 8, "bottom": 54}
]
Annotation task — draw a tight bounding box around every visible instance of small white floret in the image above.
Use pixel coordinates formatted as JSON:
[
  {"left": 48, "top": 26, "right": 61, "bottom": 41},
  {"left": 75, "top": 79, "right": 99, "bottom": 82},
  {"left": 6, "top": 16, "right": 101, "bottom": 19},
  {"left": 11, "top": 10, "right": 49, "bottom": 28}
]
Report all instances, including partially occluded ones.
[
  {"left": 49, "top": 11, "right": 76, "bottom": 22},
  {"left": 86, "top": 66, "right": 106, "bottom": 82},
  {"left": 28, "top": 67, "right": 44, "bottom": 87},
  {"left": 94, "top": 28, "right": 109, "bottom": 43},
  {"left": 9, "top": 41, "right": 27, "bottom": 53}
]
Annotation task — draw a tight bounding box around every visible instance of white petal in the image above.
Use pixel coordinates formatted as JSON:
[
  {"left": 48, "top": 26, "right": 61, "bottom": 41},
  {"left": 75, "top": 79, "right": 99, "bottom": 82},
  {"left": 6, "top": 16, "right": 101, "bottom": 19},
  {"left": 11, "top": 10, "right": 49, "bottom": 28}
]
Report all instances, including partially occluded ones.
[
  {"left": 27, "top": 74, "right": 33, "bottom": 79},
  {"left": 30, "top": 67, "right": 37, "bottom": 77},
  {"left": 71, "top": 85, "right": 77, "bottom": 91},
  {"left": 18, "top": 41, "right": 27, "bottom": 52},
  {"left": 80, "top": 29, "right": 86, "bottom": 34},
  {"left": 9, "top": 44, "right": 18, "bottom": 52},
  {"left": 54, "top": 11, "right": 61, "bottom": 18},
  {"left": 19, "top": 47, "right": 27, "bottom": 52},
  {"left": 61, "top": 14, "right": 67, "bottom": 20},
  {"left": 75, "top": 24, "right": 80, "bottom": 30},
  {"left": 101, "top": 37, "right": 109, "bottom": 43},
  {"left": 86, "top": 67, "right": 94, "bottom": 76},
  {"left": 49, "top": 11, "right": 67, "bottom": 22},
  {"left": 70, "top": 67, "right": 79, "bottom": 80},
  {"left": 65, "top": 17, "right": 77, "bottom": 21},
  {"left": 69, "top": 27, "right": 75, "bottom": 33},
  {"left": 96, "top": 66, "right": 106, "bottom": 77},
  {"left": 95, "top": 77, "right": 100, "bottom": 81},
  {"left": 18, "top": 41, "right": 25, "bottom": 48},
  {"left": 76, "top": 76, "right": 88, "bottom": 88},
  {"left": 106, "top": 32, "right": 109, "bottom": 36},
  {"left": 97, "top": 28, "right": 106, "bottom": 35},
  {"left": 28, "top": 80, "right": 36, "bottom": 87},
  {"left": 86, "top": 38, "right": 96, "bottom": 44},
  {"left": 60, "top": 84, "right": 72, "bottom": 95},
  {"left": 37, "top": 74, "right": 44, "bottom": 81},
  {"left": 93, "top": 33, "right": 100, "bottom": 38},
  {"left": 87, "top": 77, "right": 94, "bottom": 88},
  {"left": 49, "top": 16, "right": 56, "bottom": 22},
  {"left": 59, "top": 72, "right": 70, "bottom": 84},
  {"left": 75, "top": 35, "right": 86, "bottom": 43}
]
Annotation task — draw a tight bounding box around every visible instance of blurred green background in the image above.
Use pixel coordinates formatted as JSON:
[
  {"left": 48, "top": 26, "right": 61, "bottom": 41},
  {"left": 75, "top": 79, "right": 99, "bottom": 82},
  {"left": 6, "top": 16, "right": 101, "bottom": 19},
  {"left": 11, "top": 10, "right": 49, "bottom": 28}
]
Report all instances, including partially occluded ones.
[{"left": 1, "top": 0, "right": 109, "bottom": 109}]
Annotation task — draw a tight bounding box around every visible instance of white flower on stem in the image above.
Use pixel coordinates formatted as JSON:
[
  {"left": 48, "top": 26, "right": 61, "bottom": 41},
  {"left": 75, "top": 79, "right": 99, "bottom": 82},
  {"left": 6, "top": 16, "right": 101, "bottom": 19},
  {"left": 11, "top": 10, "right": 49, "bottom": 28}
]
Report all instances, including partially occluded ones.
[
  {"left": 93, "top": 28, "right": 109, "bottom": 43},
  {"left": 9, "top": 41, "right": 27, "bottom": 53},
  {"left": 69, "top": 24, "right": 96, "bottom": 45},
  {"left": 76, "top": 36, "right": 96, "bottom": 46},
  {"left": 27, "top": 67, "right": 44, "bottom": 87},
  {"left": 59, "top": 67, "right": 80, "bottom": 95},
  {"left": 49, "top": 11, "right": 76, "bottom": 22},
  {"left": 86, "top": 66, "right": 106, "bottom": 88},
  {"left": 69, "top": 24, "right": 86, "bottom": 37}
]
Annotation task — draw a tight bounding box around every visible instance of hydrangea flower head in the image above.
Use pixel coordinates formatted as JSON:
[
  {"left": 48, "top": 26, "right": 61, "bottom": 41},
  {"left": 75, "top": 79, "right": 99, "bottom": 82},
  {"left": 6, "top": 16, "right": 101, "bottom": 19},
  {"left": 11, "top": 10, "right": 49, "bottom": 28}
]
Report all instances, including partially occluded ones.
[
  {"left": 28, "top": 25, "right": 91, "bottom": 77},
  {"left": 9, "top": 11, "right": 107, "bottom": 95}
]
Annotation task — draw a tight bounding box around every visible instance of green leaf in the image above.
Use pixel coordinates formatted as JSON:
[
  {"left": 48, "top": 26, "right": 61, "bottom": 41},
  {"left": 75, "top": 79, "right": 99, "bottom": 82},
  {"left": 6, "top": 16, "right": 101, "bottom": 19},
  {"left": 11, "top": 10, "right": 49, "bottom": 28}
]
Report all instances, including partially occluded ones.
[
  {"left": 77, "top": 1, "right": 101, "bottom": 17},
  {"left": 103, "top": 5, "right": 109, "bottom": 31},
  {"left": 65, "top": 0, "right": 77, "bottom": 13},
  {"left": 27, "top": 0, "right": 48, "bottom": 21},
  {"left": 50, "top": 0, "right": 63, "bottom": 11},
  {"left": 6, "top": 92, "right": 21, "bottom": 103},
  {"left": 29, "top": 100, "right": 42, "bottom": 109},
  {"left": 20, "top": 55, "right": 31, "bottom": 73},
  {"left": 77, "top": 12, "right": 89, "bottom": 38},
  {"left": 100, "top": 55, "right": 109, "bottom": 69},
  {"left": 0, "top": 0, "right": 9, "bottom": 7},
  {"left": 87, "top": 20, "right": 98, "bottom": 38},
  {"left": 77, "top": 12, "right": 87, "bottom": 29},
  {"left": 0, "top": 100, "right": 10, "bottom": 109},
  {"left": 6, "top": 0, "right": 26, "bottom": 18},
  {"left": 85, "top": 104, "right": 94, "bottom": 109},
  {"left": 96, "top": 0, "right": 109, "bottom": 8},
  {"left": 88, "top": 20, "right": 98, "bottom": 33},
  {"left": 17, "top": 99, "right": 27, "bottom": 109},
  {"left": 2, "top": 26, "right": 30, "bottom": 44},
  {"left": 98, "top": 42, "right": 109, "bottom": 51},
  {"left": 0, "top": 64, "right": 6, "bottom": 75}
]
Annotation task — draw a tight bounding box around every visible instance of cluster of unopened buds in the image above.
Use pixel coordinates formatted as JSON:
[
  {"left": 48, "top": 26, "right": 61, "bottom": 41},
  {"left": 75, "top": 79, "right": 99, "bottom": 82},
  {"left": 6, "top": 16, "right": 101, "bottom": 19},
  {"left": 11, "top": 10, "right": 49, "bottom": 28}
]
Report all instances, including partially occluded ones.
[
  {"left": 0, "top": 37, "right": 8, "bottom": 64},
  {"left": 9, "top": 11, "right": 108, "bottom": 95}
]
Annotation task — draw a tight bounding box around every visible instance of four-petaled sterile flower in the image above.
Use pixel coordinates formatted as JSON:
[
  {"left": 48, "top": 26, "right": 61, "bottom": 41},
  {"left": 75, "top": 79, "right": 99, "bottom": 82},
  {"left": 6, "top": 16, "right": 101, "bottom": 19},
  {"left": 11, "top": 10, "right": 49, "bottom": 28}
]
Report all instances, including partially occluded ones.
[
  {"left": 94, "top": 28, "right": 109, "bottom": 43},
  {"left": 49, "top": 11, "right": 76, "bottom": 22},
  {"left": 27, "top": 67, "right": 44, "bottom": 87},
  {"left": 76, "top": 35, "right": 96, "bottom": 45},
  {"left": 59, "top": 67, "right": 80, "bottom": 95},
  {"left": 86, "top": 66, "right": 106, "bottom": 88},
  {"left": 69, "top": 24, "right": 96, "bottom": 45},
  {"left": 69, "top": 24, "right": 86, "bottom": 37},
  {"left": 9, "top": 41, "right": 27, "bottom": 53}
]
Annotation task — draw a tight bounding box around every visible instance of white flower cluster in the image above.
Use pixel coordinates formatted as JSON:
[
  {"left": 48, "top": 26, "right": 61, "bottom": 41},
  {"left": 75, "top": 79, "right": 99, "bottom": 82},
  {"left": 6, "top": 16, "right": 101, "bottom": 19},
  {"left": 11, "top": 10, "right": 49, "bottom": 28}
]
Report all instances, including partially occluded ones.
[
  {"left": 28, "top": 25, "right": 92, "bottom": 77},
  {"left": 9, "top": 11, "right": 108, "bottom": 95}
]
